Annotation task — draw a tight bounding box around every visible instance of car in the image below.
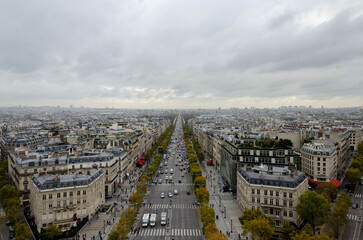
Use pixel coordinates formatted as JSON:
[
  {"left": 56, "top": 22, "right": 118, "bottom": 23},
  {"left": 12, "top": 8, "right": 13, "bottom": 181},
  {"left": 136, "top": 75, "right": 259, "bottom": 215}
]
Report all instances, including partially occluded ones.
[
  {"left": 165, "top": 169, "right": 168, "bottom": 174},
  {"left": 153, "top": 178, "right": 158, "bottom": 184},
  {"left": 165, "top": 176, "right": 169, "bottom": 181},
  {"left": 169, "top": 176, "right": 173, "bottom": 181},
  {"left": 153, "top": 209, "right": 158, "bottom": 214},
  {"left": 159, "top": 179, "right": 162, "bottom": 184},
  {"left": 9, "top": 233, "right": 14, "bottom": 240},
  {"left": 161, "top": 193, "right": 165, "bottom": 198},
  {"left": 168, "top": 192, "right": 173, "bottom": 198},
  {"left": 174, "top": 190, "right": 178, "bottom": 195},
  {"left": 170, "top": 169, "right": 174, "bottom": 174},
  {"left": 6, "top": 220, "right": 12, "bottom": 226},
  {"left": 187, "top": 191, "right": 191, "bottom": 195},
  {"left": 176, "top": 163, "right": 179, "bottom": 166},
  {"left": 181, "top": 174, "right": 184, "bottom": 177},
  {"left": 352, "top": 203, "right": 358, "bottom": 209},
  {"left": 178, "top": 179, "right": 182, "bottom": 183}
]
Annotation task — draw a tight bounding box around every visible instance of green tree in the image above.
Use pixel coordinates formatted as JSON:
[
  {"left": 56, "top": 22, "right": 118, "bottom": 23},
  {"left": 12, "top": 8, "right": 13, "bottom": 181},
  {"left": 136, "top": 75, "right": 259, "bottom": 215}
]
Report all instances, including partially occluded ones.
[
  {"left": 296, "top": 191, "right": 331, "bottom": 235},
  {"left": 199, "top": 205, "right": 215, "bottom": 231},
  {"left": 14, "top": 223, "right": 31, "bottom": 240},
  {"left": 196, "top": 187, "right": 209, "bottom": 204},
  {"left": 194, "top": 176, "right": 206, "bottom": 189},
  {"left": 350, "top": 160, "right": 362, "bottom": 171},
  {"left": 239, "top": 208, "right": 274, "bottom": 227},
  {"left": 344, "top": 168, "right": 361, "bottom": 184},
  {"left": 204, "top": 223, "right": 228, "bottom": 240},
  {"left": 129, "top": 193, "right": 142, "bottom": 211},
  {"left": 243, "top": 218, "right": 274, "bottom": 240},
  {"left": 281, "top": 221, "right": 297, "bottom": 240},
  {"left": 316, "top": 182, "right": 338, "bottom": 202},
  {"left": 45, "top": 224, "right": 62, "bottom": 240},
  {"left": 329, "top": 192, "right": 352, "bottom": 237},
  {"left": 108, "top": 230, "right": 120, "bottom": 240},
  {"left": 116, "top": 216, "right": 129, "bottom": 240}
]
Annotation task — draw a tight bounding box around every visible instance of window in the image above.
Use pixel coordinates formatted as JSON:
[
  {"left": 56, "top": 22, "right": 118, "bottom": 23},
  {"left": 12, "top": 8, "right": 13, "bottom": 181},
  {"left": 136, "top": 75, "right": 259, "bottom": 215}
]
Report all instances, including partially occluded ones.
[
  {"left": 77, "top": 199, "right": 80, "bottom": 204},
  {"left": 80, "top": 164, "right": 83, "bottom": 169},
  {"left": 63, "top": 192, "right": 67, "bottom": 198},
  {"left": 283, "top": 210, "right": 287, "bottom": 217},
  {"left": 276, "top": 191, "right": 279, "bottom": 197},
  {"left": 70, "top": 200, "right": 73, "bottom": 205},
  {"left": 77, "top": 191, "right": 81, "bottom": 196},
  {"left": 57, "top": 201, "right": 61, "bottom": 208},
  {"left": 264, "top": 198, "right": 268, "bottom": 204},
  {"left": 63, "top": 200, "right": 67, "bottom": 207},
  {"left": 83, "top": 198, "right": 87, "bottom": 204},
  {"left": 270, "top": 208, "right": 273, "bottom": 215},
  {"left": 252, "top": 189, "right": 255, "bottom": 194},
  {"left": 70, "top": 192, "right": 73, "bottom": 197},
  {"left": 49, "top": 202, "right": 53, "bottom": 208},
  {"left": 276, "top": 210, "right": 280, "bottom": 216},
  {"left": 270, "top": 191, "right": 273, "bottom": 196},
  {"left": 34, "top": 169, "right": 38, "bottom": 173},
  {"left": 252, "top": 206, "right": 255, "bottom": 210},
  {"left": 42, "top": 203, "right": 46, "bottom": 210},
  {"left": 276, "top": 200, "right": 279, "bottom": 206},
  {"left": 264, "top": 190, "right": 267, "bottom": 195},
  {"left": 283, "top": 192, "right": 287, "bottom": 198},
  {"left": 318, "top": 167, "right": 320, "bottom": 171},
  {"left": 72, "top": 165, "right": 75, "bottom": 169},
  {"left": 289, "top": 211, "right": 293, "bottom": 218},
  {"left": 252, "top": 197, "right": 255, "bottom": 203},
  {"left": 83, "top": 190, "right": 86, "bottom": 195},
  {"left": 264, "top": 209, "right": 268, "bottom": 214},
  {"left": 49, "top": 194, "right": 52, "bottom": 199},
  {"left": 257, "top": 189, "right": 260, "bottom": 194},
  {"left": 270, "top": 199, "right": 273, "bottom": 205},
  {"left": 257, "top": 198, "right": 260, "bottom": 203},
  {"left": 289, "top": 193, "right": 293, "bottom": 198},
  {"left": 43, "top": 168, "right": 46, "bottom": 171},
  {"left": 57, "top": 193, "right": 61, "bottom": 198},
  {"left": 289, "top": 201, "right": 293, "bottom": 207},
  {"left": 283, "top": 200, "right": 287, "bottom": 206},
  {"left": 42, "top": 195, "right": 46, "bottom": 200},
  {"left": 323, "top": 168, "right": 326, "bottom": 171}
]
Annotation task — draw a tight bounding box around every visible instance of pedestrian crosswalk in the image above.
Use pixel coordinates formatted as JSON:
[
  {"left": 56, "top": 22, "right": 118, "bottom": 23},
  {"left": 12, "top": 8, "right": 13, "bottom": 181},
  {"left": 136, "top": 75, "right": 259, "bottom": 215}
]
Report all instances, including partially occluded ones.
[
  {"left": 347, "top": 214, "right": 362, "bottom": 221},
  {"left": 138, "top": 228, "right": 202, "bottom": 237},
  {"left": 145, "top": 204, "right": 197, "bottom": 209},
  {"left": 158, "top": 183, "right": 193, "bottom": 186},
  {"left": 354, "top": 194, "right": 362, "bottom": 198}
]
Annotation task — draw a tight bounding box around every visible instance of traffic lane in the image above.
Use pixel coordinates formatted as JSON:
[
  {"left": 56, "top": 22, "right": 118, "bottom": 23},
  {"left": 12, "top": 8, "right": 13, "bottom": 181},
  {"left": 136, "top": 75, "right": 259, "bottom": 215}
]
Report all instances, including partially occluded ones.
[{"left": 171, "top": 208, "right": 200, "bottom": 229}]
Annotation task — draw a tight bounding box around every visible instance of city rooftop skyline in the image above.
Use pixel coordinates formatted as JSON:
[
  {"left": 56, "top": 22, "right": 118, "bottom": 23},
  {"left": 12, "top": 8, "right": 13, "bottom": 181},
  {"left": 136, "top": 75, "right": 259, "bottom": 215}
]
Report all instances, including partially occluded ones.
[{"left": 0, "top": 0, "right": 362, "bottom": 109}]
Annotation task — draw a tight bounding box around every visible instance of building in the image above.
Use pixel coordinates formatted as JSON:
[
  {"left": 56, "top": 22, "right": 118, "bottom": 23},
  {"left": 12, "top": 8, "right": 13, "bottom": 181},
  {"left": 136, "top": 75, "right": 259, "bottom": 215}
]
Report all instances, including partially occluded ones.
[
  {"left": 220, "top": 139, "right": 300, "bottom": 192},
  {"left": 300, "top": 143, "right": 337, "bottom": 183},
  {"left": 349, "top": 128, "right": 363, "bottom": 151},
  {"left": 8, "top": 145, "right": 126, "bottom": 201},
  {"left": 236, "top": 165, "right": 308, "bottom": 227},
  {"left": 29, "top": 169, "right": 105, "bottom": 232}
]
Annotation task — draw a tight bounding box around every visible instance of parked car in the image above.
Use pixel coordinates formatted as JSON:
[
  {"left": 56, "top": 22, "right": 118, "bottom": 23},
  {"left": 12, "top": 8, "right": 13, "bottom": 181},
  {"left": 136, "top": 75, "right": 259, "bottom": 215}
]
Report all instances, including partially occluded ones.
[
  {"left": 161, "top": 192, "right": 165, "bottom": 198},
  {"left": 168, "top": 192, "right": 173, "bottom": 198},
  {"left": 352, "top": 203, "right": 359, "bottom": 209}
]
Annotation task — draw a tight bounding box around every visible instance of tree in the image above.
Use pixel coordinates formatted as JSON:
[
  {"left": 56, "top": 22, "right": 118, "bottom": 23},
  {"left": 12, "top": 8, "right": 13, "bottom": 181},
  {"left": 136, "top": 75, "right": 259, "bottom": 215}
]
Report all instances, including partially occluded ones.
[
  {"left": 243, "top": 218, "right": 274, "bottom": 240},
  {"left": 129, "top": 193, "right": 142, "bottom": 211},
  {"left": 45, "top": 224, "right": 62, "bottom": 240},
  {"left": 204, "top": 223, "right": 228, "bottom": 240},
  {"left": 191, "top": 167, "right": 202, "bottom": 181},
  {"left": 14, "top": 223, "right": 31, "bottom": 240},
  {"left": 291, "top": 231, "right": 336, "bottom": 240},
  {"left": 194, "top": 176, "right": 206, "bottom": 189},
  {"left": 108, "top": 230, "right": 120, "bottom": 240},
  {"left": 350, "top": 160, "right": 362, "bottom": 171},
  {"left": 196, "top": 187, "right": 209, "bottom": 204},
  {"left": 199, "top": 205, "right": 215, "bottom": 231},
  {"left": 239, "top": 208, "right": 274, "bottom": 227},
  {"left": 344, "top": 168, "right": 361, "bottom": 184},
  {"left": 116, "top": 216, "right": 129, "bottom": 240},
  {"left": 296, "top": 191, "right": 331, "bottom": 235},
  {"left": 281, "top": 221, "right": 297, "bottom": 240},
  {"left": 329, "top": 192, "right": 352, "bottom": 237},
  {"left": 316, "top": 182, "right": 338, "bottom": 202}
]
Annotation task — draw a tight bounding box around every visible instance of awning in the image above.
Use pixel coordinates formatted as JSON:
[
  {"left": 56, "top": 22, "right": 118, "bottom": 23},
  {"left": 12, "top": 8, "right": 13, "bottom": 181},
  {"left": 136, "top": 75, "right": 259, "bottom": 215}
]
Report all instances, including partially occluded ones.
[
  {"left": 308, "top": 178, "right": 341, "bottom": 187},
  {"left": 330, "top": 179, "right": 341, "bottom": 187}
]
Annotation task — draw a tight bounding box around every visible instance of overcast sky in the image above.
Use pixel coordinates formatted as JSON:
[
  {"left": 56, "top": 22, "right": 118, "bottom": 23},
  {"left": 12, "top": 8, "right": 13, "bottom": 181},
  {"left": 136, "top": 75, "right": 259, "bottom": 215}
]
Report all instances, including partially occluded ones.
[{"left": 0, "top": 0, "right": 362, "bottom": 109}]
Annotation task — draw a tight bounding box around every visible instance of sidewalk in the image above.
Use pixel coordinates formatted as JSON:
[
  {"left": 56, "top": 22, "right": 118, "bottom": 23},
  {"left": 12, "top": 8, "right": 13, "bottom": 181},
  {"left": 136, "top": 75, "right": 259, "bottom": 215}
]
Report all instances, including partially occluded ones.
[
  {"left": 202, "top": 163, "right": 244, "bottom": 240},
  {"left": 79, "top": 165, "right": 147, "bottom": 240}
]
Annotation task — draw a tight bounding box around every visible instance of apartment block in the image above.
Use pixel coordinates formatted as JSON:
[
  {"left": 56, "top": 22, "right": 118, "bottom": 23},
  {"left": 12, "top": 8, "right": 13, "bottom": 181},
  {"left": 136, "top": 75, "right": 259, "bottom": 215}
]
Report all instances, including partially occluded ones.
[
  {"left": 300, "top": 143, "right": 337, "bottom": 182},
  {"left": 236, "top": 165, "right": 308, "bottom": 227}
]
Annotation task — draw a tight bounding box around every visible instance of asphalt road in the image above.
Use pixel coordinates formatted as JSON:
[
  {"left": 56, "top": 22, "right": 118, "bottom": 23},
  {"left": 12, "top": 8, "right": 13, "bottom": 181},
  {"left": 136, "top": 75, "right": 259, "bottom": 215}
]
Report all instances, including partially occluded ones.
[
  {"left": 131, "top": 116, "right": 203, "bottom": 240},
  {"left": 343, "top": 183, "right": 363, "bottom": 240}
]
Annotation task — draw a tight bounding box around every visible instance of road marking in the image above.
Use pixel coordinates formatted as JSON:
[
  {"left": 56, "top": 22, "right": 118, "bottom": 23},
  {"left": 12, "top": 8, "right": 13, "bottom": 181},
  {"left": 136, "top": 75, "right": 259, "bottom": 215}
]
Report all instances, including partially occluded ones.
[{"left": 355, "top": 194, "right": 362, "bottom": 198}]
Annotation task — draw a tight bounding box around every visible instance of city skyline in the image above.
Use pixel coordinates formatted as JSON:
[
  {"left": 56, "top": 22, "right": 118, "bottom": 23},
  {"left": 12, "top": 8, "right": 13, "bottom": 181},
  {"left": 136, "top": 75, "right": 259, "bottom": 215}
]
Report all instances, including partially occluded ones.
[{"left": 0, "top": 0, "right": 362, "bottom": 109}]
